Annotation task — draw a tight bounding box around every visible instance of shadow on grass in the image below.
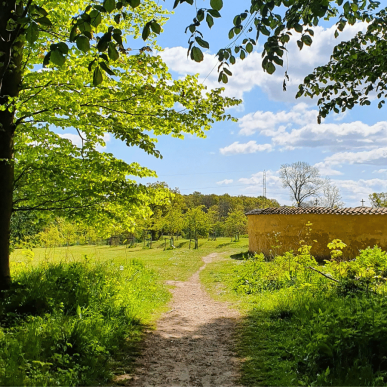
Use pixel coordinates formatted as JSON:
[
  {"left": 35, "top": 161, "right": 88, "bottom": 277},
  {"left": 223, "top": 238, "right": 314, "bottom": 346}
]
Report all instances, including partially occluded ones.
[{"left": 230, "top": 251, "right": 253, "bottom": 260}]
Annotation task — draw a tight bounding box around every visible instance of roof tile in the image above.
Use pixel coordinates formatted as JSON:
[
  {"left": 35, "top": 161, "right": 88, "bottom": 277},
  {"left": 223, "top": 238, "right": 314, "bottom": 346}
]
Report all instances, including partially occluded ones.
[{"left": 246, "top": 207, "right": 387, "bottom": 216}]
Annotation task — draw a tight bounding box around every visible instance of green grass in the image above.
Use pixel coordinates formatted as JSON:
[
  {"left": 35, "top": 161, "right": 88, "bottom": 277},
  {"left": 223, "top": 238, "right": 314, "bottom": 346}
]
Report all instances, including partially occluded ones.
[
  {"left": 4, "top": 237, "right": 249, "bottom": 386},
  {"left": 201, "top": 250, "right": 387, "bottom": 386},
  {"left": 11, "top": 237, "right": 250, "bottom": 283}
]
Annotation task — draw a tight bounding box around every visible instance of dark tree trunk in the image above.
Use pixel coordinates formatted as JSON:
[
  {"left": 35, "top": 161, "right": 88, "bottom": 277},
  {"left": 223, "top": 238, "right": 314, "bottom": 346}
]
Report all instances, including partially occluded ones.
[{"left": 0, "top": 0, "right": 23, "bottom": 290}]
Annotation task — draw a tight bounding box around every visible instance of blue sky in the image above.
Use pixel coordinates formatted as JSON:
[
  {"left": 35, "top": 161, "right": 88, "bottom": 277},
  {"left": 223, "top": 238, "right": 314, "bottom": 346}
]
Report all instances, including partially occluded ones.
[{"left": 69, "top": 2, "right": 387, "bottom": 206}]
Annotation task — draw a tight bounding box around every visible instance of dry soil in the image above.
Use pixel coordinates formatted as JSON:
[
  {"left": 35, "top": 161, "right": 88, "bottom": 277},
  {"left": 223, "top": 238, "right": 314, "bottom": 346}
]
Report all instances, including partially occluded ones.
[{"left": 116, "top": 252, "right": 241, "bottom": 387}]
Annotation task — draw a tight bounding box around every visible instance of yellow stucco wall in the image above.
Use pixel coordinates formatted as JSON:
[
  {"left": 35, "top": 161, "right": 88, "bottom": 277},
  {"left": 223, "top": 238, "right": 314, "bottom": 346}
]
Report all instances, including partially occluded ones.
[{"left": 247, "top": 214, "right": 387, "bottom": 260}]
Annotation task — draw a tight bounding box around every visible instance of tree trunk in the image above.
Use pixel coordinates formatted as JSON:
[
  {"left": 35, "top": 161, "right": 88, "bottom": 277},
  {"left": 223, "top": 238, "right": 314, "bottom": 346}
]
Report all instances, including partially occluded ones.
[{"left": 0, "top": 0, "right": 22, "bottom": 290}]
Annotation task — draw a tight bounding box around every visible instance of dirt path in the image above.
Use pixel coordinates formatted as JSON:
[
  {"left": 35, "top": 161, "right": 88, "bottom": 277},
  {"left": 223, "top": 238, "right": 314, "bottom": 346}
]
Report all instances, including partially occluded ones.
[{"left": 119, "top": 253, "right": 241, "bottom": 387}]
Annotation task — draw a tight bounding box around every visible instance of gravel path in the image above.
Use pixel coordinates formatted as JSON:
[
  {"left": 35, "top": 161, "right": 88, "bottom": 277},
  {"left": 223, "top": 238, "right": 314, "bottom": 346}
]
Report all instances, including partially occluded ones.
[{"left": 117, "top": 252, "right": 241, "bottom": 387}]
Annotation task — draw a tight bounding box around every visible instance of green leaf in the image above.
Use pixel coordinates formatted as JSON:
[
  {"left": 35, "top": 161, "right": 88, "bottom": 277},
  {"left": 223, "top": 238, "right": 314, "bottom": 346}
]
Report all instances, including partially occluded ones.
[
  {"left": 210, "top": 0, "right": 223, "bottom": 11},
  {"left": 297, "top": 40, "right": 304, "bottom": 50},
  {"left": 113, "top": 32, "right": 123, "bottom": 45},
  {"left": 50, "top": 49, "right": 66, "bottom": 66},
  {"left": 228, "top": 29, "right": 234, "bottom": 39},
  {"left": 223, "top": 67, "right": 232, "bottom": 76},
  {"left": 108, "top": 42, "right": 119, "bottom": 60},
  {"left": 100, "top": 61, "right": 115, "bottom": 76},
  {"left": 191, "top": 46, "right": 204, "bottom": 62},
  {"left": 222, "top": 73, "right": 228, "bottom": 83},
  {"left": 142, "top": 24, "right": 151, "bottom": 40},
  {"left": 206, "top": 14, "right": 214, "bottom": 28},
  {"left": 103, "top": 0, "right": 115, "bottom": 13},
  {"left": 35, "top": 17, "right": 52, "bottom": 26},
  {"left": 93, "top": 67, "right": 103, "bottom": 86},
  {"left": 43, "top": 52, "right": 51, "bottom": 67},
  {"left": 129, "top": 0, "right": 141, "bottom": 8},
  {"left": 197, "top": 9, "right": 205, "bottom": 22},
  {"left": 246, "top": 42, "right": 253, "bottom": 53},
  {"left": 57, "top": 42, "right": 69, "bottom": 55},
  {"left": 70, "top": 25, "right": 78, "bottom": 42},
  {"left": 301, "top": 35, "right": 313, "bottom": 46},
  {"left": 90, "top": 10, "right": 102, "bottom": 27},
  {"left": 150, "top": 21, "right": 161, "bottom": 34},
  {"left": 230, "top": 55, "right": 236, "bottom": 65},
  {"left": 195, "top": 37, "right": 209, "bottom": 49},
  {"left": 265, "top": 62, "right": 275, "bottom": 74},
  {"left": 240, "top": 50, "right": 245, "bottom": 60},
  {"left": 26, "top": 22, "right": 39, "bottom": 45},
  {"left": 208, "top": 9, "right": 221, "bottom": 18},
  {"left": 97, "top": 33, "right": 111, "bottom": 51},
  {"left": 76, "top": 35, "right": 90, "bottom": 52}
]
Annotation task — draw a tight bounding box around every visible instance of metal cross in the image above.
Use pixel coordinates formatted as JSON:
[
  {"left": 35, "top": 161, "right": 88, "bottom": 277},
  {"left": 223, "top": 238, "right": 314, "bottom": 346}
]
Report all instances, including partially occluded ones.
[{"left": 361, "top": 199, "right": 365, "bottom": 207}]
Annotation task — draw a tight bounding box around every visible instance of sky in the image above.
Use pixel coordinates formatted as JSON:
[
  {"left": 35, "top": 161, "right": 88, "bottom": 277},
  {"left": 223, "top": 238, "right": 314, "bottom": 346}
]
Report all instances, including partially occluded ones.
[{"left": 66, "top": 1, "right": 387, "bottom": 207}]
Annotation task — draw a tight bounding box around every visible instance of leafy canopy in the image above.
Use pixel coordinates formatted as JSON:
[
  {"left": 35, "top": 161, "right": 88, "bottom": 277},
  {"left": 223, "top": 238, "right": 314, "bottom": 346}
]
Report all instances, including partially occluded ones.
[{"left": 5, "top": 0, "right": 240, "bottom": 231}]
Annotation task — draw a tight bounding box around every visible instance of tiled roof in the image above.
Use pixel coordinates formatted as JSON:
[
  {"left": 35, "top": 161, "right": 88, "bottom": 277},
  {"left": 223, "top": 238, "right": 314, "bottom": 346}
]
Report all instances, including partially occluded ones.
[{"left": 246, "top": 207, "right": 387, "bottom": 215}]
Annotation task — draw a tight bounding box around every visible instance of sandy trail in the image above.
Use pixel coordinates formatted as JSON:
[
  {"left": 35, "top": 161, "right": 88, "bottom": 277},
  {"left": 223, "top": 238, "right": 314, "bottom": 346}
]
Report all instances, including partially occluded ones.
[{"left": 119, "top": 252, "right": 241, "bottom": 387}]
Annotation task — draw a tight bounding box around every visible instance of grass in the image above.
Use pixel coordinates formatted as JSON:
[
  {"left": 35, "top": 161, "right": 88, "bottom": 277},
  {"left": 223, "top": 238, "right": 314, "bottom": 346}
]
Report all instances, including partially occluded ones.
[
  {"left": 4, "top": 237, "right": 249, "bottom": 386},
  {"left": 201, "top": 248, "right": 387, "bottom": 386},
  {"left": 11, "top": 237, "right": 250, "bottom": 283}
]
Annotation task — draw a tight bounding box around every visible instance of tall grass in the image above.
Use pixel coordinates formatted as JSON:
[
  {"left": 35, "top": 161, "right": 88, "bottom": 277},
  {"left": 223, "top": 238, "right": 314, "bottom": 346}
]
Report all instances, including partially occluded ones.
[{"left": 0, "top": 258, "right": 169, "bottom": 386}]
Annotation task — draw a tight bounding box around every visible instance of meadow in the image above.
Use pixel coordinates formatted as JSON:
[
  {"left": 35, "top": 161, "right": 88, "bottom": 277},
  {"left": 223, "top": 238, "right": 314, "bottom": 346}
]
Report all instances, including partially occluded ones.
[{"left": 2, "top": 237, "right": 248, "bottom": 386}]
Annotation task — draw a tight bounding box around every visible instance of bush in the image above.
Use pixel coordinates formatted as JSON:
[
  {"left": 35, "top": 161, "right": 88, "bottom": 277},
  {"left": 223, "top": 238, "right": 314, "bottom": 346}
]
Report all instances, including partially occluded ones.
[{"left": 0, "top": 259, "right": 169, "bottom": 386}]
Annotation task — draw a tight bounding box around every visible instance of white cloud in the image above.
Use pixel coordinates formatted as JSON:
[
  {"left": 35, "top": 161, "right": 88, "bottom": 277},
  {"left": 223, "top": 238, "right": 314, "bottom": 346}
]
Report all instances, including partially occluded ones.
[
  {"left": 59, "top": 133, "right": 83, "bottom": 147},
  {"left": 219, "top": 141, "right": 272, "bottom": 155},
  {"left": 160, "top": 22, "right": 367, "bottom": 102},
  {"left": 238, "top": 103, "right": 387, "bottom": 153},
  {"left": 239, "top": 103, "right": 318, "bottom": 136},
  {"left": 323, "top": 147, "right": 387, "bottom": 166},
  {"left": 216, "top": 179, "right": 233, "bottom": 185},
  {"left": 313, "top": 162, "right": 343, "bottom": 176},
  {"left": 373, "top": 169, "right": 387, "bottom": 174}
]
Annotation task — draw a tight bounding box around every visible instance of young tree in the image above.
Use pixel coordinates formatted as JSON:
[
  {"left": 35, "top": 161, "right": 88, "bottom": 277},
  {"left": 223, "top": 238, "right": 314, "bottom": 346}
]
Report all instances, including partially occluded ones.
[
  {"left": 224, "top": 205, "right": 247, "bottom": 237},
  {"left": 0, "top": 0, "right": 240, "bottom": 289},
  {"left": 279, "top": 162, "right": 326, "bottom": 207},
  {"left": 183, "top": 205, "right": 210, "bottom": 239}
]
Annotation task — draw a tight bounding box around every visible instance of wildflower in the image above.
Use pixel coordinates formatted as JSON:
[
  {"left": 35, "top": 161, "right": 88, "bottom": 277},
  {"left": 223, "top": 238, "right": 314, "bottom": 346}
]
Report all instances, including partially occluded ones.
[{"left": 120, "top": 266, "right": 124, "bottom": 271}]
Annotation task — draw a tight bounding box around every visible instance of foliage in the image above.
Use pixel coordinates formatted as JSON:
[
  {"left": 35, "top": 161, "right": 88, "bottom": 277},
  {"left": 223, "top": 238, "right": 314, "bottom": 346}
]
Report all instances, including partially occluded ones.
[
  {"left": 0, "top": 259, "right": 169, "bottom": 385},
  {"left": 183, "top": 205, "right": 210, "bottom": 238},
  {"left": 369, "top": 192, "right": 387, "bottom": 207},
  {"left": 223, "top": 205, "right": 247, "bottom": 237},
  {"left": 223, "top": 241, "right": 387, "bottom": 386}
]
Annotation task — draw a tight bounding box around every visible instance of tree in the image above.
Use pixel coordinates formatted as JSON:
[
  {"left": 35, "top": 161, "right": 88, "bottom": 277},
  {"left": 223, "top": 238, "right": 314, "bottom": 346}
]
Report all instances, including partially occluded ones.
[
  {"left": 0, "top": 1, "right": 240, "bottom": 289},
  {"left": 279, "top": 162, "right": 326, "bottom": 207},
  {"left": 224, "top": 205, "right": 247, "bottom": 237},
  {"left": 162, "top": 206, "right": 184, "bottom": 238},
  {"left": 369, "top": 193, "right": 387, "bottom": 207},
  {"left": 320, "top": 181, "right": 344, "bottom": 208},
  {"left": 183, "top": 206, "right": 210, "bottom": 239}
]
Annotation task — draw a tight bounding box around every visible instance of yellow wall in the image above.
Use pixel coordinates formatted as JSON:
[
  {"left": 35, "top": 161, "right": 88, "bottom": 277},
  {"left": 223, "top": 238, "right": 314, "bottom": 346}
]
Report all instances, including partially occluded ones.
[{"left": 247, "top": 214, "right": 387, "bottom": 260}]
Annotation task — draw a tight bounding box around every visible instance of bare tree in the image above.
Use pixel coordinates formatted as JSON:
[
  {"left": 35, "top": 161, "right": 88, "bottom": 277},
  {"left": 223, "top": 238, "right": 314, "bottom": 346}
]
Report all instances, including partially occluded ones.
[
  {"left": 320, "top": 181, "right": 344, "bottom": 208},
  {"left": 279, "top": 162, "right": 325, "bottom": 207}
]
